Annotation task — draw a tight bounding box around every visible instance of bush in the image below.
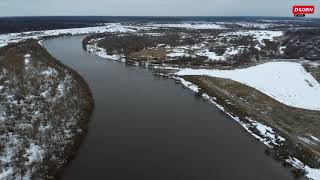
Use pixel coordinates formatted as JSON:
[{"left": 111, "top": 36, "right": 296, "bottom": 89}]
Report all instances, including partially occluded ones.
[{"left": 284, "top": 45, "right": 300, "bottom": 58}]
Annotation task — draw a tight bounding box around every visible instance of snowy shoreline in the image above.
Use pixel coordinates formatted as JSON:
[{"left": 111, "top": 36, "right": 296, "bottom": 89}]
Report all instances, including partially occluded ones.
[
  {"left": 172, "top": 76, "right": 320, "bottom": 180},
  {"left": 0, "top": 23, "right": 149, "bottom": 48},
  {"left": 0, "top": 40, "right": 94, "bottom": 179},
  {"left": 84, "top": 40, "right": 320, "bottom": 179},
  {"left": 1, "top": 23, "right": 319, "bottom": 179}
]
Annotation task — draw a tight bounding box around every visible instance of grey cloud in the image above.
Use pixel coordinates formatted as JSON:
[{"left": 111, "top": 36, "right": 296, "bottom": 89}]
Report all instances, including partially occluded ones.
[{"left": 0, "top": 0, "right": 319, "bottom": 17}]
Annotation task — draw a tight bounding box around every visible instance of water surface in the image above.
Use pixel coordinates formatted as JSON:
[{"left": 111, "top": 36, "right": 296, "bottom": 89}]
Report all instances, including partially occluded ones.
[{"left": 44, "top": 36, "right": 296, "bottom": 180}]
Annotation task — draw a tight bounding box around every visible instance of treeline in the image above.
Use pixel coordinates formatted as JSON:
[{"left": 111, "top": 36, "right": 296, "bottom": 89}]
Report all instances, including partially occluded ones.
[
  {"left": 285, "top": 28, "right": 320, "bottom": 37},
  {"left": 97, "top": 34, "right": 156, "bottom": 55},
  {"left": 0, "top": 17, "right": 99, "bottom": 34},
  {"left": 282, "top": 28, "right": 320, "bottom": 60},
  {"left": 90, "top": 32, "right": 208, "bottom": 55}
]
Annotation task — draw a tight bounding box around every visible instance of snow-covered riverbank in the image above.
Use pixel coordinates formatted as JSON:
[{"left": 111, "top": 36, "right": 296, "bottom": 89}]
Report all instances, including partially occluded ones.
[
  {"left": 0, "top": 23, "right": 149, "bottom": 48},
  {"left": 174, "top": 75, "right": 320, "bottom": 180},
  {"left": 1, "top": 22, "right": 319, "bottom": 179},
  {"left": 0, "top": 41, "right": 93, "bottom": 179},
  {"left": 176, "top": 61, "right": 320, "bottom": 111}
]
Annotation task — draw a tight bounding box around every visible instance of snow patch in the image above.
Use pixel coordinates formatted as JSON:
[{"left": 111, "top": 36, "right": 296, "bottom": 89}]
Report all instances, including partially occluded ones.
[
  {"left": 41, "top": 67, "right": 57, "bottom": 77},
  {"left": 249, "top": 118, "right": 285, "bottom": 145},
  {"left": 196, "top": 49, "right": 226, "bottom": 61},
  {"left": 24, "top": 54, "right": 31, "bottom": 65},
  {"left": 167, "top": 52, "right": 192, "bottom": 58},
  {"left": 286, "top": 157, "right": 320, "bottom": 180},
  {"left": 86, "top": 43, "right": 124, "bottom": 61},
  {"left": 24, "top": 143, "right": 45, "bottom": 165},
  {"left": 0, "top": 168, "right": 14, "bottom": 179},
  {"left": 174, "top": 77, "right": 199, "bottom": 93}
]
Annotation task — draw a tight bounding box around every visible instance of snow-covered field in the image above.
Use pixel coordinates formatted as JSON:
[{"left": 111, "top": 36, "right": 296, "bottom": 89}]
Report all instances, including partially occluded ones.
[
  {"left": 220, "top": 30, "right": 283, "bottom": 42},
  {"left": 219, "top": 30, "right": 283, "bottom": 51},
  {"left": 0, "top": 23, "right": 148, "bottom": 47},
  {"left": 176, "top": 61, "right": 320, "bottom": 111},
  {"left": 0, "top": 22, "right": 227, "bottom": 48},
  {"left": 224, "top": 22, "right": 288, "bottom": 29},
  {"left": 148, "top": 23, "right": 225, "bottom": 29}
]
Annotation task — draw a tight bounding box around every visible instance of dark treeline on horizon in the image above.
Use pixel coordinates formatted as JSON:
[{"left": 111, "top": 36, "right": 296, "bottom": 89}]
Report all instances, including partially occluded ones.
[{"left": 0, "top": 16, "right": 319, "bottom": 34}]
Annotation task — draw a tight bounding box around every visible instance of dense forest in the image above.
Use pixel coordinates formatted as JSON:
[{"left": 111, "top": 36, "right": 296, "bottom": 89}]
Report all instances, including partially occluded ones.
[{"left": 0, "top": 17, "right": 102, "bottom": 34}]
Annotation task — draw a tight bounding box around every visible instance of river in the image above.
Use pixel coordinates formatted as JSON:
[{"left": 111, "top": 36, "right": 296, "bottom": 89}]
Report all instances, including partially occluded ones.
[{"left": 43, "top": 36, "right": 297, "bottom": 180}]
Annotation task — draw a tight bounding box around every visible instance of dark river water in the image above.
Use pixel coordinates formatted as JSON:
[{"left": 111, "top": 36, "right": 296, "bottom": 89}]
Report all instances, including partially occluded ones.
[{"left": 44, "top": 36, "right": 296, "bottom": 180}]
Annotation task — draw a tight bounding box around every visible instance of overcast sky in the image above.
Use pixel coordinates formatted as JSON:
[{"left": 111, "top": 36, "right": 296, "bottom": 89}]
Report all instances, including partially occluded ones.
[{"left": 0, "top": 0, "right": 318, "bottom": 17}]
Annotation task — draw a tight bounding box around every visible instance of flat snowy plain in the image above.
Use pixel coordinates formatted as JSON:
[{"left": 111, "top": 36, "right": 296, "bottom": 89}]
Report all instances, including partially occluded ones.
[
  {"left": 0, "top": 23, "right": 145, "bottom": 47},
  {"left": 176, "top": 61, "right": 320, "bottom": 111}
]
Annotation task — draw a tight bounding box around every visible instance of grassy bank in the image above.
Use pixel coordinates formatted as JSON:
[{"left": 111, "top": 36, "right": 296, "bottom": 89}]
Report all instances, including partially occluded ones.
[{"left": 183, "top": 75, "right": 320, "bottom": 176}]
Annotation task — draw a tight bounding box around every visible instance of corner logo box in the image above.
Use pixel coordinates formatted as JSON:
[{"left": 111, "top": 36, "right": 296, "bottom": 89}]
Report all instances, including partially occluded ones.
[{"left": 292, "top": 5, "right": 315, "bottom": 17}]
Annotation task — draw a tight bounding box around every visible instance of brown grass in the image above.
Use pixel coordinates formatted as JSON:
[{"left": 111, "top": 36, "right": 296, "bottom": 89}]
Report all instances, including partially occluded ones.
[
  {"left": 129, "top": 49, "right": 167, "bottom": 61},
  {"left": 183, "top": 75, "right": 320, "bottom": 168}
]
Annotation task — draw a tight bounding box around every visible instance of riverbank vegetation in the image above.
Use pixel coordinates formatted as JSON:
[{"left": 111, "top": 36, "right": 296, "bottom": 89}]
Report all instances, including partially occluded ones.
[
  {"left": 82, "top": 24, "right": 320, "bottom": 179},
  {"left": 183, "top": 76, "right": 320, "bottom": 170},
  {"left": 0, "top": 40, "right": 93, "bottom": 179}
]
